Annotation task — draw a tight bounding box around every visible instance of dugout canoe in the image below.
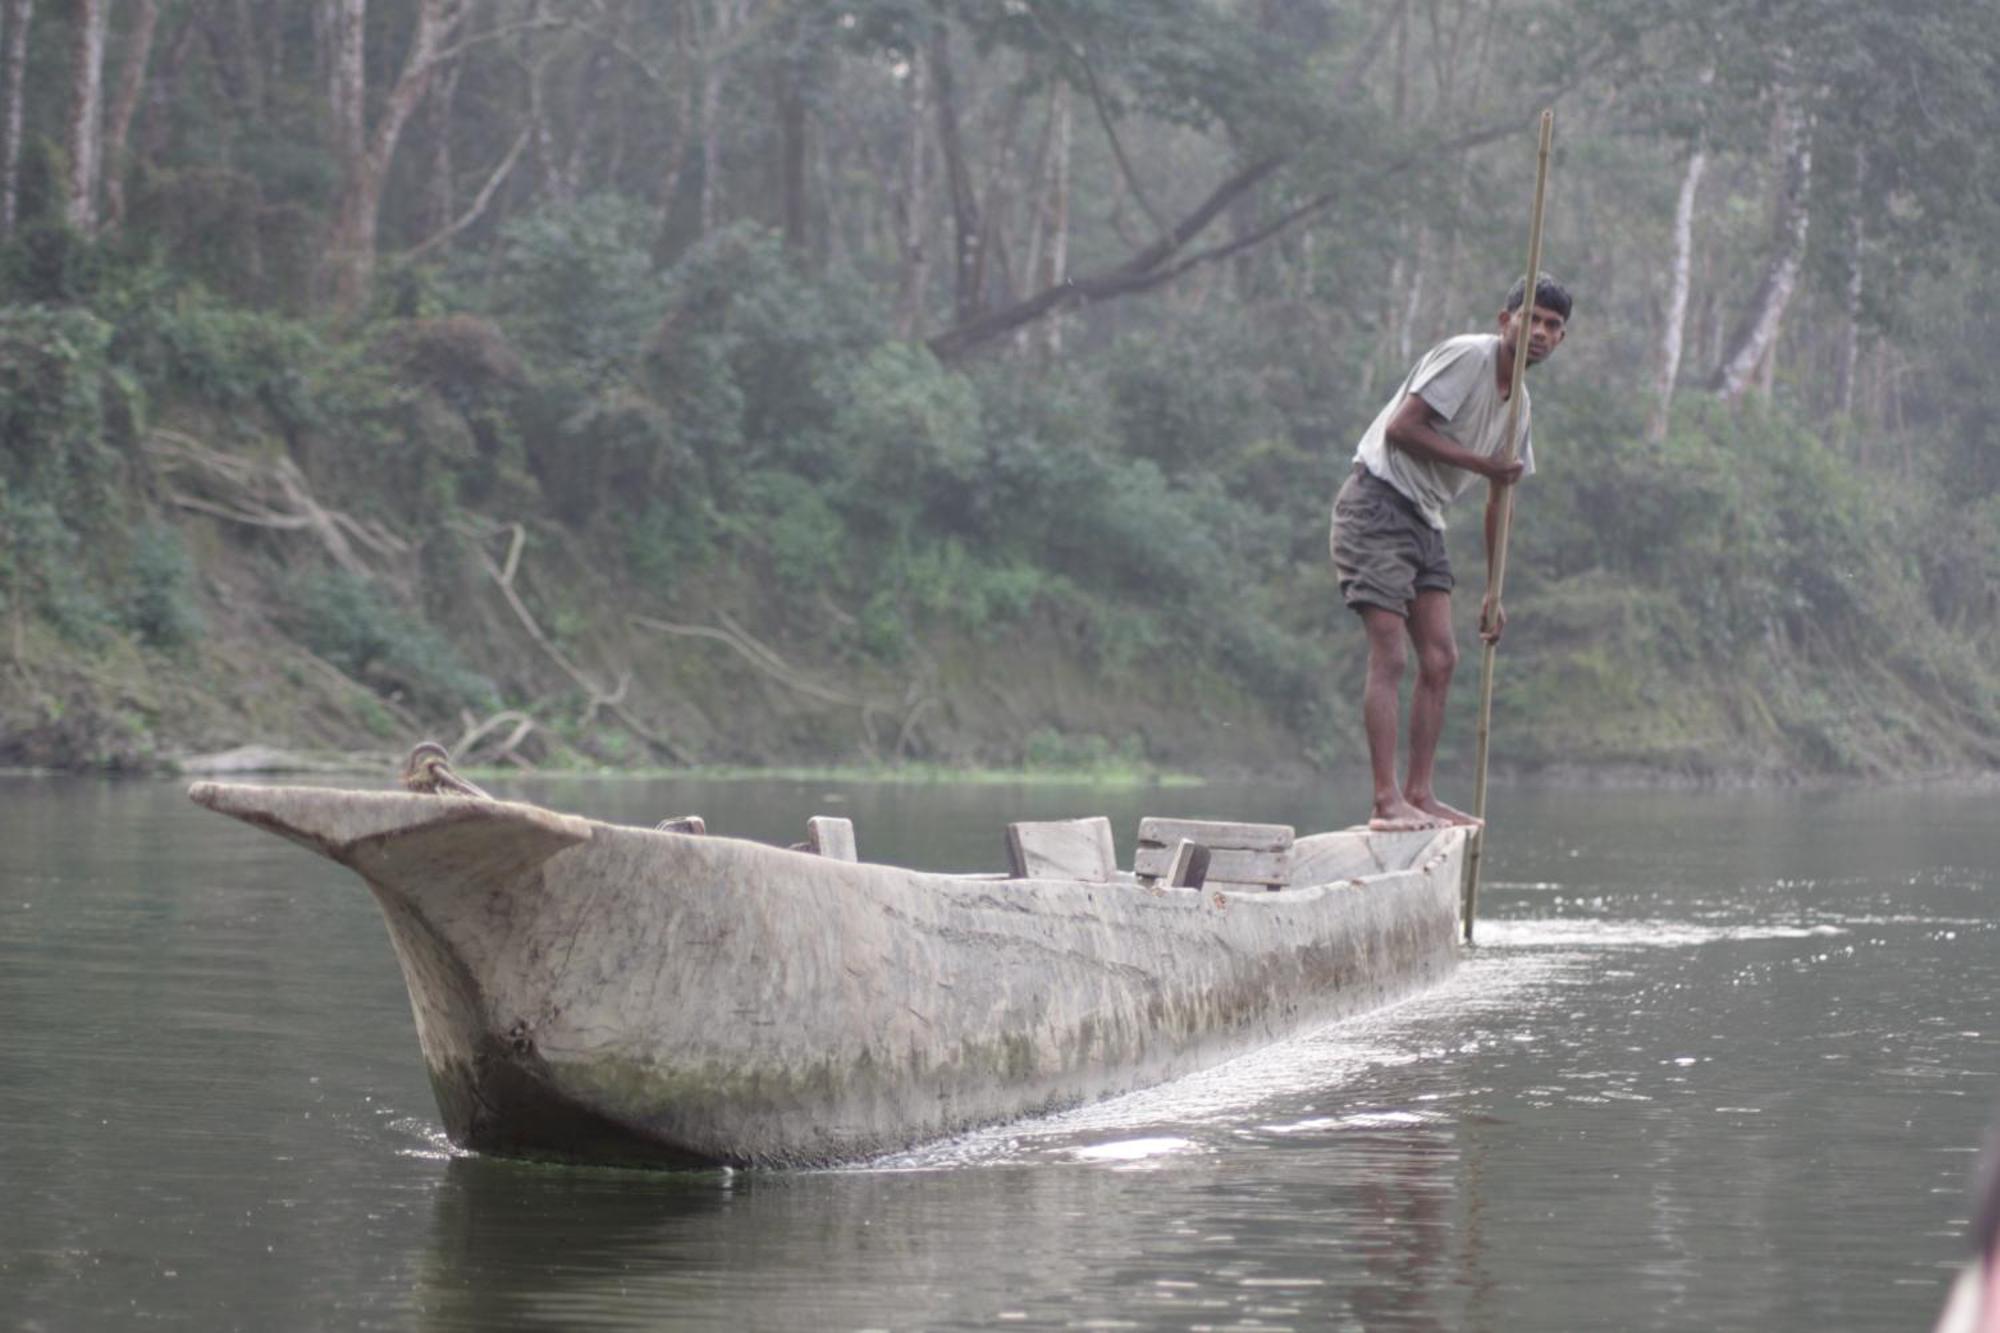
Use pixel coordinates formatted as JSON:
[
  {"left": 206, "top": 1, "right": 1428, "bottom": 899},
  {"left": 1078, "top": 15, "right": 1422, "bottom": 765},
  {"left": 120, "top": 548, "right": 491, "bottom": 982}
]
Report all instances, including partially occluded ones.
[{"left": 188, "top": 780, "right": 1469, "bottom": 1169}]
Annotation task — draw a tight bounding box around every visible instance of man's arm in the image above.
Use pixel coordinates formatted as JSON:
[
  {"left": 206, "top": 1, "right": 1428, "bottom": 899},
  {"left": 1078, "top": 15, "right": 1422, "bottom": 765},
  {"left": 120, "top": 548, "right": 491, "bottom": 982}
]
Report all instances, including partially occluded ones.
[{"left": 1384, "top": 394, "right": 1527, "bottom": 484}]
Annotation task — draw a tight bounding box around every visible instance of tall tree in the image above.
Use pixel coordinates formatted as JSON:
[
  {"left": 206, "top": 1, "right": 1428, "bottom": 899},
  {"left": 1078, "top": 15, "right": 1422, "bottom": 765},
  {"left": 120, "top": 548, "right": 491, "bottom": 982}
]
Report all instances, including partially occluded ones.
[
  {"left": 1645, "top": 139, "right": 1704, "bottom": 440},
  {"left": 64, "top": 0, "right": 111, "bottom": 234},
  {"left": 1016, "top": 78, "right": 1071, "bottom": 358},
  {"left": 1833, "top": 141, "right": 1865, "bottom": 421},
  {"left": 891, "top": 36, "right": 932, "bottom": 339},
  {"left": 324, "top": 0, "right": 471, "bottom": 314},
  {"left": 1709, "top": 59, "right": 1810, "bottom": 401},
  {"left": 102, "top": 0, "right": 161, "bottom": 231},
  {"left": 0, "top": 0, "right": 31, "bottom": 236},
  {"left": 927, "top": 20, "right": 981, "bottom": 326},
  {"left": 1646, "top": 64, "right": 1713, "bottom": 442},
  {"left": 694, "top": 0, "right": 749, "bottom": 238}
]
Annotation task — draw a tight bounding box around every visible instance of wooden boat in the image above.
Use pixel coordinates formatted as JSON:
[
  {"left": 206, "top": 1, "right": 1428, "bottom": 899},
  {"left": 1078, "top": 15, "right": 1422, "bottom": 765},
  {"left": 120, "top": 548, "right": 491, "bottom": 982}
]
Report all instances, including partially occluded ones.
[{"left": 189, "top": 773, "right": 1469, "bottom": 1169}]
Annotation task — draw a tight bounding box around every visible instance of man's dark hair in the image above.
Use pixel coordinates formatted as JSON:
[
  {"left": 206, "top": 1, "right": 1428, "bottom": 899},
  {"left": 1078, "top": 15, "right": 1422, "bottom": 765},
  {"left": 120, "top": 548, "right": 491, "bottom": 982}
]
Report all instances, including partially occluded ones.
[{"left": 1505, "top": 272, "right": 1572, "bottom": 321}]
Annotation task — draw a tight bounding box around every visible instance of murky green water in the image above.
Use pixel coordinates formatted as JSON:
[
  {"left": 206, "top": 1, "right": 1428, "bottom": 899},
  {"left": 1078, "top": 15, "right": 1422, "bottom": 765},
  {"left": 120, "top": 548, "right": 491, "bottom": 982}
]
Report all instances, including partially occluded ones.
[{"left": 2, "top": 773, "right": 1995, "bottom": 1330}]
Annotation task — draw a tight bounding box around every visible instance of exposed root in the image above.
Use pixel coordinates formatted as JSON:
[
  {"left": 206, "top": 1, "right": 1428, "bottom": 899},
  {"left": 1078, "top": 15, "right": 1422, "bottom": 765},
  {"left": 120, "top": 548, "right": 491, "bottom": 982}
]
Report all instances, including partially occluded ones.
[
  {"left": 290, "top": 646, "right": 425, "bottom": 733},
  {"left": 454, "top": 708, "right": 538, "bottom": 768},
  {"left": 144, "top": 430, "right": 409, "bottom": 582},
  {"left": 896, "top": 695, "right": 939, "bottom": 759},
  {"left": 629, "top": 612, "right": 871, "bottom": 710},
  {"left": 457, "top": 520, "right": 693, "bottom": 765},
  {"left": 629, "top": 610, "right": 941, "bottom": 761}
]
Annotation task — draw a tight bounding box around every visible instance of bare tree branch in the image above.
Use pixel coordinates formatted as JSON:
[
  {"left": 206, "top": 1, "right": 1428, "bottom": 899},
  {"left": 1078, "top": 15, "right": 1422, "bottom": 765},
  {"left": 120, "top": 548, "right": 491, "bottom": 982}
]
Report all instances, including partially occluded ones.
[
  {"left": 407, "top": 124, "right": 530, "bottom": 257},
  {"left": 927, "top": 155, "right": 1281, "bottom": 361}
]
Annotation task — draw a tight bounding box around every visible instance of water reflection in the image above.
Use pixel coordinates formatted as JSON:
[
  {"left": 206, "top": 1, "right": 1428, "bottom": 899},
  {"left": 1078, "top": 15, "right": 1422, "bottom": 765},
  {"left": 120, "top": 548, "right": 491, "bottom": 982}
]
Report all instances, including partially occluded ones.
[
  {"left": 417, "top": 1159, "right": 735, "bottom": 1329},
  {"left": 413, "top": 1102, "right": 1479, "bottom": 1329}
]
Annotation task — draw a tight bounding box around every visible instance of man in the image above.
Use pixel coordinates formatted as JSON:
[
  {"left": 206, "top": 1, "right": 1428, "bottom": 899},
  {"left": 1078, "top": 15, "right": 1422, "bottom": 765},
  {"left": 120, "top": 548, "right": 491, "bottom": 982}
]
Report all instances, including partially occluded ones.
[{"left": 1329, "top": 273, "right": 1570, "bottom": 831}]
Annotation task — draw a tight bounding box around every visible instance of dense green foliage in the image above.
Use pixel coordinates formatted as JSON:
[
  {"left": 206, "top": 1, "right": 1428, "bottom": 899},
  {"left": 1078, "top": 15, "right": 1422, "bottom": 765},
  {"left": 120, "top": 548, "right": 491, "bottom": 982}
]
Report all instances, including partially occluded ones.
[{"left": 0, "top": 0, "right": 1995, "bottom": 776}]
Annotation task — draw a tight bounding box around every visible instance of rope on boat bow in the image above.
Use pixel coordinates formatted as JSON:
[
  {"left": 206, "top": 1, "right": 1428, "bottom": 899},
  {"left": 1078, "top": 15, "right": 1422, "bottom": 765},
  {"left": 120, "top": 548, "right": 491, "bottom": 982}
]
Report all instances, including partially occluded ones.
[{"left": 400, "top": 741, "right": 493, "bottom": 799}]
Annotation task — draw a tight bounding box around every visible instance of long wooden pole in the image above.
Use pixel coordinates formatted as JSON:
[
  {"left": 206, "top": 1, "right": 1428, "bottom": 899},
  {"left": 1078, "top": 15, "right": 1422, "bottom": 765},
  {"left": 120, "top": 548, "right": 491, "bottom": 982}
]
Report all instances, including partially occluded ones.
[{"left": 1463, "top": 108, "right": 1554, "bottom": 944}]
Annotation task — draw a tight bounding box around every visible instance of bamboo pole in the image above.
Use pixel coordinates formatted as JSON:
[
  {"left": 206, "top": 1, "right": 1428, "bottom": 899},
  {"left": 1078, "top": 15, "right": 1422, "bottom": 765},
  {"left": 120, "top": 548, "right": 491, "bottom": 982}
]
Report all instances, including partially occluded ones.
[{"left": 1463, "top": 109, "right": 1554, "bottom": 944}]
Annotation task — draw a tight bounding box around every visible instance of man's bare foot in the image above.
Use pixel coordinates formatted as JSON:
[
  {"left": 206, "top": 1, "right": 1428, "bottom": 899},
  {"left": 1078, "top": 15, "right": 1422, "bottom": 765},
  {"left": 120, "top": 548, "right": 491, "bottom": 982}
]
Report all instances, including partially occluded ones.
[
  {"left": 1368, "top": 797, "right": 1447, "bottom": 833},
  {"left": 1407, "top": 793, "right": 1483, "bottom": 828}
]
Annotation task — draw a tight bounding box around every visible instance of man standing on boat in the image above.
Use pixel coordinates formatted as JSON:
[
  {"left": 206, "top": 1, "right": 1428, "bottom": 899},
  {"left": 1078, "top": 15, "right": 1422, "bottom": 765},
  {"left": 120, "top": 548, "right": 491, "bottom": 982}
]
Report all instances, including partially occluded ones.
[{"left": 1330, "top": 274, "right": 1570, "bottom": 832}]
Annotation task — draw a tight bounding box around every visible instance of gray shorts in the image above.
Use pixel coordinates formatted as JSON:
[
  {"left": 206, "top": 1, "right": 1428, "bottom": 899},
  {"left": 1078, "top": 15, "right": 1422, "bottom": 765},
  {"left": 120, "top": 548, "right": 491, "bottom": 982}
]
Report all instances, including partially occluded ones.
[{"left": 1329, "top": 464, "right": 1453, "bottom": 616}]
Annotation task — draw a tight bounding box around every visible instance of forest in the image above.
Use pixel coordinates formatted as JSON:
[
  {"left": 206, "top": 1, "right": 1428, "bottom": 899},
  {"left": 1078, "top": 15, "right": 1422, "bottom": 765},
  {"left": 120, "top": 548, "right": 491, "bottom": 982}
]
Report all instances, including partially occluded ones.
[{"left": 1, "top": 0, "right": 1996, "bottom": 782}]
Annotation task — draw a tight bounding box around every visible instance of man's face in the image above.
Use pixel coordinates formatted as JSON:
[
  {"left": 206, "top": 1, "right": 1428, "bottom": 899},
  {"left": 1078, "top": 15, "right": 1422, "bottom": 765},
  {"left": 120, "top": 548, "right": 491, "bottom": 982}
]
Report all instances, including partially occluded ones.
[{"left": 1498, "top": 303, "right": 1567, "bottom": 365}]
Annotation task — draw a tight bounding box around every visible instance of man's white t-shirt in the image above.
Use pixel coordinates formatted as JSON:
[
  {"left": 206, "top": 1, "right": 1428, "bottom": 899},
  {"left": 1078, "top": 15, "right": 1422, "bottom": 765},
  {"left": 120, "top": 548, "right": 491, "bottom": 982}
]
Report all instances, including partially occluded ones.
[{"left": 1352, "top": 333, "right": 1533, "bottom": 531}]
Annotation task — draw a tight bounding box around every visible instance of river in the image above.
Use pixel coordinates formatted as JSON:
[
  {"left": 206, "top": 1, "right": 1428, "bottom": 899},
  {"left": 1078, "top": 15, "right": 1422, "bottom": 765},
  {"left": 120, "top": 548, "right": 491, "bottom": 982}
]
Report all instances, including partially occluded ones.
[{"left": 2, "top": 774, "right": 1995, "bottom": 1330}]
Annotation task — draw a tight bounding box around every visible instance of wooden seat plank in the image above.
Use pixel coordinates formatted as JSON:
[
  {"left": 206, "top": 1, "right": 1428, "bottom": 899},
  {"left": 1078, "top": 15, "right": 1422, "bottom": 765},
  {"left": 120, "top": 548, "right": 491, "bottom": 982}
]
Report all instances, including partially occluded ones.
[
  {"left": 1006, "top": 816, "right": 1117, "bottom": 882},
  {"left": 1135, "top": 817, "right": 1293, "bottom": 890}
]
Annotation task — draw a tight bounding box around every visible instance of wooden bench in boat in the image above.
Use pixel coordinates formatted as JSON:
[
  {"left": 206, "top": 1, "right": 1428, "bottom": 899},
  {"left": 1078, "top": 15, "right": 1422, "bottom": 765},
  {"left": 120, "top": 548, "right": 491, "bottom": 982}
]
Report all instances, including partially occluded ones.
[
  {"left": 1005, "top": 816, "right": 1117, "bottom": 882},
  {"left": 655, "top": 813, "right": 857, "bottom": 862},
  {"left": 806, "top": 815, "right": 857, "bottom": 861},
  {"left": 1134, "top": 818, "right": 1294, "bottom": 892}
]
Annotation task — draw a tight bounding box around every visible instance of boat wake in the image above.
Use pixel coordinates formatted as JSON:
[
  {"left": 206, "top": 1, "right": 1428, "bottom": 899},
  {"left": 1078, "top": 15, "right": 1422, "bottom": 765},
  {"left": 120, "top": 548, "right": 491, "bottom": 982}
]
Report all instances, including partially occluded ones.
[
  {"left": 1475, "top": 918, "right": 1848, "bottom": 949},
  {"left": 867, "top": 953, "right": 1544, "bottom": 1172},
  {"left": 867, "top": 911, "right": 1853, "bottom": 1173},
  {"left": 386, "top": 1115, "right": 464, "bottom": 1162}
]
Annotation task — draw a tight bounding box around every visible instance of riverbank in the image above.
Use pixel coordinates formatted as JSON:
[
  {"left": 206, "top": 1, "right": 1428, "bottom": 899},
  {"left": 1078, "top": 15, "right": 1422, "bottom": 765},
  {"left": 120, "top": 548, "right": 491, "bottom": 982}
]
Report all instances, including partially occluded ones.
[{"left": 5, "top": 262, "right": 1994, "bottom": 786}]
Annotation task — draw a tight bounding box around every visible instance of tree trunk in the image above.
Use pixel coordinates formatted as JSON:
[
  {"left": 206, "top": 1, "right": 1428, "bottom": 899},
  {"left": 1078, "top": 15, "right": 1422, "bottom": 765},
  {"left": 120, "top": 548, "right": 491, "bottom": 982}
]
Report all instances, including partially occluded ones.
[
  {"left": 1391, "top": 0, "right": 1408, "bottom": 122},
  {"left": 1710, "top": 75, "right": 1812, "bottom": 401},
  {"left": 199, "top": 0, "right": 265, "bottom": 121},
  {"left": 969, "top": 74, "right": 1027, "bottom": 311},
  {"left": 695, "top": 0, "right": 744, "bottom": 238},
  {"left": 1028, "top": 80, "right": 1073, "bottom": 358},
  {"left": 228, "top": 0, "right": 264, "bottom": 115},
  {"left": 102, "top": 0, "right": 162, "bottom": 232},
  {"left": 0, "top": 0, "right": 32, "bottom": 236},
  {"left": 1015, "top": 79, "right": 1070, "bottom": 357},
  {"left": 775, "top": 56, "right": 808, "bottom": 253},
  {"left": 420, "top": 53, "right": 461, "bottom": 238},
  {"left": 1646, "top": 139, "right": 1707, "bottom": 441},
  {"left": 139, "top": 0, "right": 191, "bottom": 163},
  {"left": 652, "top": 1, "right": 697, "bottom": 253},
  {"left": 1835, "top": 143, "right": 1866, "bottom": 422},
  {"left": 315, "top": 0, "right": 342, "bottom": 130},
  {"left": 524, "top": 13, "right": 565, "bottom": 206},
  {"left": 564, "top": 46, "right": 608, "bottom": 202},
  {"left": 325, "top": 0, "right": 468, "bottom": 315},
  {"left": 328, "top": 0, "right": 364, "bottom": 190},
  {"left": 1040, "top": 81, "right": 1071, "bottom": 357},
  {"left": 929, "top": 23, "right": 981, "bottom": 326},
  {"left": 893, "top": 47, "right": 932, "bottom": 340},
  {"left": 1397, "top": 232, "right": 1426, "bottom": 364},
  {"left": 64, "top": 0, "right": 111, "bottom": 235},
  {"left": 325, "top": 0, "right": 368, "bottom": 304}
]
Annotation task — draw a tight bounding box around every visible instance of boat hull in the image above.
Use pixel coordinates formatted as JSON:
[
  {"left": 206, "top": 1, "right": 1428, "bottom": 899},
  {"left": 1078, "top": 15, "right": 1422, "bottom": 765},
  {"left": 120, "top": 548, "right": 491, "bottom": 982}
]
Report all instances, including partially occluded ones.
[{"left": 191, "top": 784, "right": 1466, "bottom": 1168}]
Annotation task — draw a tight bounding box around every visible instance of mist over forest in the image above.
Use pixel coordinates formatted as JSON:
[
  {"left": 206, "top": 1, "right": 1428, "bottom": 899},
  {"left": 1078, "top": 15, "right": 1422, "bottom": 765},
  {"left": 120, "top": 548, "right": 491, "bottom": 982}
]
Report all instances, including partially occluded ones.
[{"left": 1, "top": 0, "right": 1996, "bottom": 780}]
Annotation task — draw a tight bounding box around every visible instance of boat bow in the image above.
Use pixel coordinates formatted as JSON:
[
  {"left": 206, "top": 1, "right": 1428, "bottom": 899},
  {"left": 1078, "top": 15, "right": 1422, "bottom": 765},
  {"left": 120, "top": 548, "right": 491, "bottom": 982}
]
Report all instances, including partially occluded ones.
[{"left": 187, "top": 781, "right": 592, "bottom": 872}]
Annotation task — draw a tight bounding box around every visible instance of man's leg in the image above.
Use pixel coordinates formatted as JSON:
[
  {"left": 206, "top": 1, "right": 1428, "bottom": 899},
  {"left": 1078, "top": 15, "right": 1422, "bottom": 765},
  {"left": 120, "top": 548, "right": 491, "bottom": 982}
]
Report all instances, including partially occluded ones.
[
  {"left": 1361, "top": 606, "right": 1440, "bottom": 831},
  {"left": 1403, "top": 588, "right": 1479, "bottom": 826}
]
